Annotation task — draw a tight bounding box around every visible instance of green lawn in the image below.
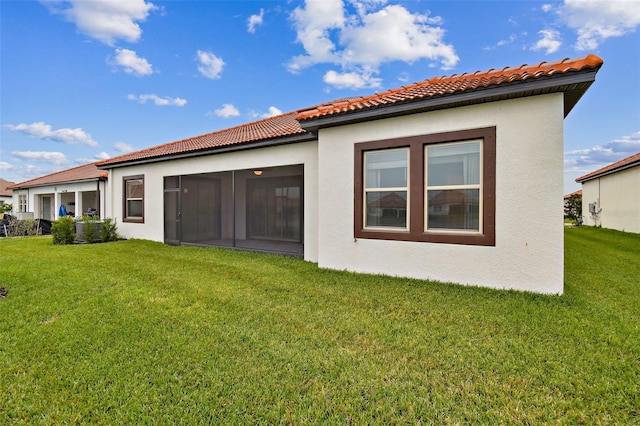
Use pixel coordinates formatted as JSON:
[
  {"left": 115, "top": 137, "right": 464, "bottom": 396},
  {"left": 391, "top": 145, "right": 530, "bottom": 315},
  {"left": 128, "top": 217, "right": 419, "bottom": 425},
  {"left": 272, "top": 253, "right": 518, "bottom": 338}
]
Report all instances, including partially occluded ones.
[{"left": 1, "top": 227, "right": 638, "bottom": 424}]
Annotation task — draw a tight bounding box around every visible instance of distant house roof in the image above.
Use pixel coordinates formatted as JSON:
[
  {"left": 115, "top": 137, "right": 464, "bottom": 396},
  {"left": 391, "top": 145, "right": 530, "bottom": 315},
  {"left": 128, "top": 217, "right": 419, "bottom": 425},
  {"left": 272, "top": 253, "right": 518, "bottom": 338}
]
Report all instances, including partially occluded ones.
[
  {"left": 575, "top": 152, "right": 640, "bottom": 183},
  {"left": 9, "top": 162, "right": 108, "bottom": 190},
  {"left": 0, "top": 178, "right": 15, "bottom": 197},
  {"left": 564, "top": 189, "right": 582, "bottom": 199},
  {"left": 98, "top": 54, "right": 603, "bottom": 169}
]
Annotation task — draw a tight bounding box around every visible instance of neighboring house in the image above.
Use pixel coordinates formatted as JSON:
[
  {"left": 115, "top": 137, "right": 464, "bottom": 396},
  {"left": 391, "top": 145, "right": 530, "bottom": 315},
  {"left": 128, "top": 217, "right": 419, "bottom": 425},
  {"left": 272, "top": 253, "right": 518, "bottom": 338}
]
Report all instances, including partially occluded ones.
[
  {"left": 0, "top": 178, "right": 15, "bottom": 209},
  {"left": 576, "top": 152, "right": 640, "bottom": 233},
  {"left": 564, "top": 189, "right": 582, "bottom": 217},
  {"left": 564, "top": 189, "right": 582, "bottom": 200},
  {"left": 93, "top": 54, "right": 603, "bottom": 294},
  {"left": 9, "top": 162, "right": 108, "bottom": 220}
]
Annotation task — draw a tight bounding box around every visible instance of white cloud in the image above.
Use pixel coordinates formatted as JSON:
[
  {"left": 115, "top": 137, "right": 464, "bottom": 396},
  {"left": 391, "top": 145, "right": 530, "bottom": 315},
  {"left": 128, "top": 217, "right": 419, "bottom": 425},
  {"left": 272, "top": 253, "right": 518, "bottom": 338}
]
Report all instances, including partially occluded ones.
[
  {"left": 45, "top": 0, "right": 157, "bottom": 46},
  {"left": 559, "top": 0, "right": 640, "bottom": 50},
  {"left": 565, "top": 131, "right": 640, "bottom": 171},
  {"left": 248, "top": 8, "right": 264, "bottom": 33},
  {"left": 114, "top": 142, "right": 134, "bottom": 153},
  {"left": 196, "top": 50, "right": 225, "bottom": 79},
  {"left": 264, "top": 106, "right": 283, "bottom": 117},
  {"left": 324, "top": 69, "right": 382, "bottom": 89},
  {"left": 288, "top": 0, "right": 458, "bottom": 89},
  {"left": 95, "top": 152, "right": 111, "bottom": 160},
  {"left": 532, "top": 29, "right": 562, "bottom": 54},
  {"left": 4, "top": 122, "right": 98, "bottom": 147},
  {"left": 127, "top": 94, "right": 187, "bottom": 106},
  {"left": 112, "top": 48, "right": 153, "bottom": 76},
  {"left": 541, "top": 4, "right": 554, "bottom": 13},
  {"left": 0, "top": 162, "right": 13, "bottom": 172},
  {"left": 213, "top": 104, "right": 240, "bottom": 118},
  {"left": 11, "top": 151, "right": 68, "bottom": 165}
]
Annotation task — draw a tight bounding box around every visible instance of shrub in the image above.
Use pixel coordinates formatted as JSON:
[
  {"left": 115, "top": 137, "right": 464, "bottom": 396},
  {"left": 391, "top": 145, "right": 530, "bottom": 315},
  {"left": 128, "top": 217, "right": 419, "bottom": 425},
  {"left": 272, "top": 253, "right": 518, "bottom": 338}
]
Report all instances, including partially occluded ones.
[
  {"left": 80, "top": 217, "right": 99, "bottom": 243},
  {"left": 52, "top": 216, "right": 76, "bottom": 244},
  {"left": 100, "top": 218, "right": 120, "bottom": 242},
  {"left": 7, "top": 218, "right": 39, "bottom": 236}
]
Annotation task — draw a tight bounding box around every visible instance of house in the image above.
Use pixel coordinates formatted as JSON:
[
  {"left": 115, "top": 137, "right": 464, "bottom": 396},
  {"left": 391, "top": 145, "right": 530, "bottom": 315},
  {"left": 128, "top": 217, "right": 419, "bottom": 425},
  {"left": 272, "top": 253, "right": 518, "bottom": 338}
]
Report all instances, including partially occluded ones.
[
  {"left": 564, "top": 189, "right": 582, "bottom": 217},
  {"left": 9, "top": 162, "right": 108, "bottom": 220},
  {"left": 576, "top": 152, "right": 640, "bottom": 233},
  {"left": 93, "top": 54, "right": 603, "bottom": 294},
  {"left": 0, "top": 178, "right": 14, "bottom": 209},
  {"left": 564, "top": 189, "right": 582, "bottom": 200}
]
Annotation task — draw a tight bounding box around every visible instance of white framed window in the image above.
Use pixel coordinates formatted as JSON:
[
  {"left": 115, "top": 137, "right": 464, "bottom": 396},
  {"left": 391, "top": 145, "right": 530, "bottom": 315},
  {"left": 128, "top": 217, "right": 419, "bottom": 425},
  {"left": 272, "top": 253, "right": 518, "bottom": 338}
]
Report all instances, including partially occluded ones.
[
  {"left": 363, "top": 148, "right": 409, "bottom": 230},
  {"left": 425, "top": 140, "right": 482, "bottom": 233},
  {"left": 18, "top": 194, "right": 27, "bottom": 213}
]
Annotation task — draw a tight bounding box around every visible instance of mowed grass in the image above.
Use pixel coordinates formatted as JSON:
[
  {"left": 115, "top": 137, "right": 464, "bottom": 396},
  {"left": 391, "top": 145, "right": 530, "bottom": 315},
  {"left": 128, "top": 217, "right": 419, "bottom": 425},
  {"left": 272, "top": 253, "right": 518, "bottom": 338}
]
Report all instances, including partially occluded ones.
[{"left": 1, "top": 227, "right": 638, "bottom": 424}]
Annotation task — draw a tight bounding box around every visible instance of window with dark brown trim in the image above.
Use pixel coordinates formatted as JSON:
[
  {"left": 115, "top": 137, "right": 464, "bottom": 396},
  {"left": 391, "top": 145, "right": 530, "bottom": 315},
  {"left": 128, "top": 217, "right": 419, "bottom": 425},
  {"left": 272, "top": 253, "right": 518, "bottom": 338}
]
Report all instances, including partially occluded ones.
[
  {"left": 123, "top": 174, "right": 144, "bottom": 223},
  {"left": 354, "top": 127, "right": 495, "bottom": 246}
]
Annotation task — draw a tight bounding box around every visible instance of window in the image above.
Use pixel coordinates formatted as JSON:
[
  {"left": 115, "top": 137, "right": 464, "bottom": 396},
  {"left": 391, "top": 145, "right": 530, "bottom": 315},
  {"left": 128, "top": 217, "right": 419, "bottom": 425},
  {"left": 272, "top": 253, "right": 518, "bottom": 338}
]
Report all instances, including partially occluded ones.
[
  {"left": 354, "top": 127, "right": 495, "bottom": 246},
  {"left": 123, "top": 175, "right": 144, "bottom": 223},
  {"left": 426, "top": 141, "right": 481, "bottom": 232},
  {"left": 364, "top": 149, "right": 408, "bottom": 229},
  {"left": 18, "top": 194, "right": 27, "bottom": 213}
]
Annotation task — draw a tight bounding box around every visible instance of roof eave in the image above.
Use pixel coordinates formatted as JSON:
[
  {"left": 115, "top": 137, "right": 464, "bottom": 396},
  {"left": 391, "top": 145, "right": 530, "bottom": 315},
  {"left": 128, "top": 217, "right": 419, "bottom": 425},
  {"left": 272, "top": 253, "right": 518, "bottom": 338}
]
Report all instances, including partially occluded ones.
[
  {"left": 299, "top": 71, "right": 599, "bottom": 132},
  {"left": 575, "top": 161, "right": 640, "bottom": 183},
  {"left": 99, "top": 132, "right": 317, "bottom": 169},
  {"left": 9, "top": 176, "right": 106, "bottom": 190}
]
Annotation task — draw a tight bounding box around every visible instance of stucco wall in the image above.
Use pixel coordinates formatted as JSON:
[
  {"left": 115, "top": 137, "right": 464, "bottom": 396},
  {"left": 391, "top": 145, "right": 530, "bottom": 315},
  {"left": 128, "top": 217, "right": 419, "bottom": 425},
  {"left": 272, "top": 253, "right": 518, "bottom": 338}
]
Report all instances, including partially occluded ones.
[
  {"left": 581, "top": 167, "right": 640, "bottom": 233},
  {"left": 105, "top": 140, "right": 319, "bottom": 262},
  {"left": 316, "top": 94, "right": 565, "bottom": 294}
]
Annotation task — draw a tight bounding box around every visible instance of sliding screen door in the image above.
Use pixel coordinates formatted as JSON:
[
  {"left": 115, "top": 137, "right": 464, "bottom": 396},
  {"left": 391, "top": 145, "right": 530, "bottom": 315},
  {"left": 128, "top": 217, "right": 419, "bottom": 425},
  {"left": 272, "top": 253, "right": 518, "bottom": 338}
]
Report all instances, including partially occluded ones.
[{"left": 247, "top": 176, "right": 302, "bottom": 242}]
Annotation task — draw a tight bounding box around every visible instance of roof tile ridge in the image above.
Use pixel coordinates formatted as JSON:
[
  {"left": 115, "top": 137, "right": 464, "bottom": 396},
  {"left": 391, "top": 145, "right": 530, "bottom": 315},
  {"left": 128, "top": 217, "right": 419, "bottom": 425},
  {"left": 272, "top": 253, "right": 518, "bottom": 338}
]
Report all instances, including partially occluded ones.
[
  {"left": 99, "top": 110, "right": 304, "bottom": 165},
  {"left": 10, "top": 162, "right": 101, "bottom": 187}
]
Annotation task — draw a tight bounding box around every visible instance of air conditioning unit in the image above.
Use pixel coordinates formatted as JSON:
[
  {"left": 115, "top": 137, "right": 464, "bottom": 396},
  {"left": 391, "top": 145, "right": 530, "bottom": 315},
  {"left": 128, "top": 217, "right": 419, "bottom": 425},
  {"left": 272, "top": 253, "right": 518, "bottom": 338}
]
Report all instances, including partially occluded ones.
[{"left": 588, "top": 202, "right": 597, "bottom": 214}]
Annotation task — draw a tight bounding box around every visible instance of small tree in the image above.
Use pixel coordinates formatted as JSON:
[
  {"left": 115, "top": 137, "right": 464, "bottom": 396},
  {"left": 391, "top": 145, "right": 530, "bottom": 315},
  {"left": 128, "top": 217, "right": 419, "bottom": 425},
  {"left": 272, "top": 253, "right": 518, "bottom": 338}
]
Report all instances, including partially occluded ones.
[
  {"left": 565, "top": 194, "right": 582, "bottom": 224},
  {"left": 0, "top": 203, "right": 12, "bottom": 214}
]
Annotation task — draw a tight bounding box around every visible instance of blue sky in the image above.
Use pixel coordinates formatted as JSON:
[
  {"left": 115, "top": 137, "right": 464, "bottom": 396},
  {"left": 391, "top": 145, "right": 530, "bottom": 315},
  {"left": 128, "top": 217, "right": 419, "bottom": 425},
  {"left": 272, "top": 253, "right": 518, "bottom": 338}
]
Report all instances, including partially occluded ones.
[{"left": 1, "top": 0, "right": 639, "bottom": 193}]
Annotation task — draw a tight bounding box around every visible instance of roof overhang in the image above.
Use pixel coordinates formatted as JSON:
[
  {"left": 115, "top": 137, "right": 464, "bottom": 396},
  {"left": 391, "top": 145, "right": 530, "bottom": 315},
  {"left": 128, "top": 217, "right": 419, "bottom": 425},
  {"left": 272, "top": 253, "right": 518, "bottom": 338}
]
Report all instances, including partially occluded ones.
[
  {"left": 576, "top": 160, "right": 640, "bottom": 183},
  {"left": 299, "top": 71, "right": 599, "bottom": 133},
  {"left": 9, "top": 176, "right": 106, "bottom": 190},
  {"left": 100, "top": 132, "right": 317, "bottom": 169}
]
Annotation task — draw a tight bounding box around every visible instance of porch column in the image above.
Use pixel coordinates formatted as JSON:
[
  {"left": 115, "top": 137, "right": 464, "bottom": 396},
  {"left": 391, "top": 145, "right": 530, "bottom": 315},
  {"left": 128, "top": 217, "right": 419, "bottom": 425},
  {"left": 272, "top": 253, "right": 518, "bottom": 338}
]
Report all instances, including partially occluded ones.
[
  {"left": 54, "top": 191, "right": 61, "bottom": 220},
  {"left": 75, "top": 191, "right": 82, "bottom": 218}
]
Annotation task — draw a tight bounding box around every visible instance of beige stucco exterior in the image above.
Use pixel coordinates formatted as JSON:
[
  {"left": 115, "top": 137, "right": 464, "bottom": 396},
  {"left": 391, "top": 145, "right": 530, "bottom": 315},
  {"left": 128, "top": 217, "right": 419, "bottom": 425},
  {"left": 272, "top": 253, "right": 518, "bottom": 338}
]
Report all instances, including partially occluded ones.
[
  {"left": 581, "top": 166, "right": 640, "bottom": 233},
  {"left": 316, "top": 94, "right": 565, "bottom": 294}
]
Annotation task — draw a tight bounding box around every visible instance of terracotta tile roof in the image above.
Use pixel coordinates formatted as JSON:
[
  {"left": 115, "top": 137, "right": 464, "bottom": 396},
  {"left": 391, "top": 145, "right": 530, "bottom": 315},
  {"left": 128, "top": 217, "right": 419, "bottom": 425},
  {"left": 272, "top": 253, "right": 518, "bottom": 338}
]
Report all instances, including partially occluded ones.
[
  {"left": 296, "top": 54, "right": 603, "bottom": 122},
  {"left": 97, "top": 54, "right": 602, "bottom": 168},
  {"left": 576, "top": 152, "right": 640, "bottom": 183},
  {"left": 98, "top": 111, "right": 311, "bottom": 167},
  {"left": 9, "top": 162, "right": 108, "bottom": 189},
  {"left": 564, "top": 189, "right": 582, "bottom": 199},
  {"left": 1, "top": 178, "right": 15, "bottom": 197}
]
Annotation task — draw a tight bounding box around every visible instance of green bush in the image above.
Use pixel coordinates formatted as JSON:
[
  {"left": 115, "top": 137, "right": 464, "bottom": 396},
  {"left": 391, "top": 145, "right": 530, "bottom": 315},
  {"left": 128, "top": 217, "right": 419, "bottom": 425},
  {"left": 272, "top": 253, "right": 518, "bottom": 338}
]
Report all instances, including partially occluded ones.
[
  {"left": 51, "top": 216, "right": 76, "bottom": 244},
  {"left": 100, "top": 217, "right": 120, "bottom": 242},
  {"left": 80, "top": 217, "right": 99, "bottom": 243}
]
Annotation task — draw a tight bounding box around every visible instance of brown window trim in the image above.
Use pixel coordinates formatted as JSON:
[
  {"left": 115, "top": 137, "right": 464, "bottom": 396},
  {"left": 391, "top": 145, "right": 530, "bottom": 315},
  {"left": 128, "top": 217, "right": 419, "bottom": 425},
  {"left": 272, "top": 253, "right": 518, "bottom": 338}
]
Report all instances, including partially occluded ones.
[
  {"left": 354, "top": 127, "right": 495, "bottom": 246},
  {"left": 123, "top": 174, "right": 145, "bottom": 223}
]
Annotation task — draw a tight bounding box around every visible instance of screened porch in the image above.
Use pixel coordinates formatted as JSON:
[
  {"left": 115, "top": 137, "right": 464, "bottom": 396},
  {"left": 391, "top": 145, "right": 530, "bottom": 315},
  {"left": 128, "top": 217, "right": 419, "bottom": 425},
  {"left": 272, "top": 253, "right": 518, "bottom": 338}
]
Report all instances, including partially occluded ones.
[{"left": 163, "top": 164, "right": 304, "bottom": 256}]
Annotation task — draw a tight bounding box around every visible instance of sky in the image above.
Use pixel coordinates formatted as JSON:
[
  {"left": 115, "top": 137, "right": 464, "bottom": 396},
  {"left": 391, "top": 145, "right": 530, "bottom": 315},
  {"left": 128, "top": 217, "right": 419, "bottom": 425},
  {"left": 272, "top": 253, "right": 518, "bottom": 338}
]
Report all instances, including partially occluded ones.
[{"left": 1, "top": 0, "right": 639, "bottom": 194}]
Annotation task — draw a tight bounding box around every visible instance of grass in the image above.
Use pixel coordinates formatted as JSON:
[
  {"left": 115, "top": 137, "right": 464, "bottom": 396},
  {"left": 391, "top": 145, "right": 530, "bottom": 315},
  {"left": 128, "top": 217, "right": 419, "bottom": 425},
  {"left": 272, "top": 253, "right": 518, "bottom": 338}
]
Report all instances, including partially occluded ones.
[{"left": 1, "top": 227, "right": 639, "bottom": 424}]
